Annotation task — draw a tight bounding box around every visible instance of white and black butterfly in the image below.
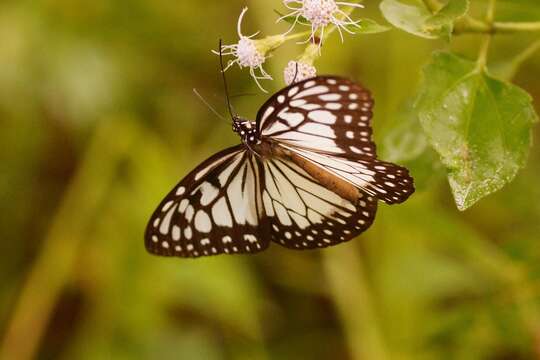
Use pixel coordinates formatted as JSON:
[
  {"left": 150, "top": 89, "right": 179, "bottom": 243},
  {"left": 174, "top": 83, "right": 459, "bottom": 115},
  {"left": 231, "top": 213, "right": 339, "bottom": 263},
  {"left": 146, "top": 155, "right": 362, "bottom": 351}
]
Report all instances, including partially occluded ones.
[{"left": 145, "top": 76, "right": 414, "bottom": 258}]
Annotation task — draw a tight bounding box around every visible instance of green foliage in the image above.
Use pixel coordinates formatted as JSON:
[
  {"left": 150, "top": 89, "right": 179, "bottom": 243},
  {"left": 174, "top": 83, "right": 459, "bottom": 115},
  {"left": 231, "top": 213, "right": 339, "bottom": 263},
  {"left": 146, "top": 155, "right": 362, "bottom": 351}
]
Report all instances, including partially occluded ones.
[
  {"left": 416, "top": 52, "right": 538, "bottom": 210},
  {"left": 1, "top": 1, "right": 539, "bottom": 360},
  {"left": 380, "top": 0, "right": 469, "bottom": 39}
]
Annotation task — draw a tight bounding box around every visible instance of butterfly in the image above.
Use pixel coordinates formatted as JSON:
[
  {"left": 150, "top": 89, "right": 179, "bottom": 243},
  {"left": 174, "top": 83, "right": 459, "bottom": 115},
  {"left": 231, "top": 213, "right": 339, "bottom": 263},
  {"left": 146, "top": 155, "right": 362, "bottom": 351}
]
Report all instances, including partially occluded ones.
[{"left": 145, "top": 76, "right": 414, "bottom": 258}]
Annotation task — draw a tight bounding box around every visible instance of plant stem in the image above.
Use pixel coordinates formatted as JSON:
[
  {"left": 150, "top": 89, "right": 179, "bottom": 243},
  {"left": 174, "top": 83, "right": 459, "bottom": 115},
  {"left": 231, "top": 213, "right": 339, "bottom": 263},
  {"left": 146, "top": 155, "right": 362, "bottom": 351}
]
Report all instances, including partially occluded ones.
[
  {"left": 422, "top": 0, "right": 441, "bottom": 13},
  {"left": 475, "top": 0, "right": 496, "bottom": 71},
  {"left": 476, "top": 35, "right": 491, "bottom": 71},
  {"left": 455, "top": 19, "right": 540, "bottom": 34},
  {"left": 322, "top": 246, "right": 389, "bottom": 360},
  {"left": 493, "top": 21, "right": 540, "bottom": 32},
  {"left": 486, "top": 0, "right": 496, "bottom": 24},
  {"left": 284, "top": 30, "right": 312, "bottom": 41}
]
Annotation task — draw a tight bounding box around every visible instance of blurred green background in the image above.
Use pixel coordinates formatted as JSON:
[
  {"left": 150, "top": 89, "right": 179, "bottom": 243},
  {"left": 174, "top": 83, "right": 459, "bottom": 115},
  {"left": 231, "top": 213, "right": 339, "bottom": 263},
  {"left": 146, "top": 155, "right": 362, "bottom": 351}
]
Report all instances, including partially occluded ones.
[{"left": 1, "top": 0, "right": 539, "bottom": 359}]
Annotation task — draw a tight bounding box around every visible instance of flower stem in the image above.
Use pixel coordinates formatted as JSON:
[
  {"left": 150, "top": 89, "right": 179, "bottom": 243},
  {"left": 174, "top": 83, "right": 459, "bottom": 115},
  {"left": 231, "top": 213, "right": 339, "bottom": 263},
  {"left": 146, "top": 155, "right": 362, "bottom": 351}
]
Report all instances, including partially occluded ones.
[
  {"left": 284, "top": 30, "right": 312, "bottom": 41},
  {"left": 422, "top": 0, "right": 441, "bottom": 13}
]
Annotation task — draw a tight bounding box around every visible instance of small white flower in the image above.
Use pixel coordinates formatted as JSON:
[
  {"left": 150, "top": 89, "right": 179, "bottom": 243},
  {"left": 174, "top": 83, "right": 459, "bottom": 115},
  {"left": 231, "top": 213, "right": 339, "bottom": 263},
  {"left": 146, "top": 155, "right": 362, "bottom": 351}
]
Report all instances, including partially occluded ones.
[
  {"left": 284, "top": 61, "right": 317, "bottom": 85},
  {"left": 215, "top": 7, "right": 272, "bottom": 92},
  {"left": 280, "top": 0, "right": 364, "bottom": 45}
]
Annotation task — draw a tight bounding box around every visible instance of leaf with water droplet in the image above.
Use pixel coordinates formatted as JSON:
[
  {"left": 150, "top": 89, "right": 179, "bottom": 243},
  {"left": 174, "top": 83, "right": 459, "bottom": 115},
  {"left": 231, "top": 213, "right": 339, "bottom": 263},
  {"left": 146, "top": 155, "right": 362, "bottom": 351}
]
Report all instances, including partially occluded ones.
[{"left": 415, "top": 51, "right": 538, "bottom": 210}]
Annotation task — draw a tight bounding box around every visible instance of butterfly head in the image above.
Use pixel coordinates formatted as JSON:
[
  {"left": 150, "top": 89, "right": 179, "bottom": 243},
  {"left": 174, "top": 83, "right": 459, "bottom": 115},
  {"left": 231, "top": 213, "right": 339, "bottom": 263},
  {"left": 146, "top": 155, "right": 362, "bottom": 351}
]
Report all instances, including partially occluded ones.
[{"left": 232, "top": 116, "right": 259, "bottom": 145}]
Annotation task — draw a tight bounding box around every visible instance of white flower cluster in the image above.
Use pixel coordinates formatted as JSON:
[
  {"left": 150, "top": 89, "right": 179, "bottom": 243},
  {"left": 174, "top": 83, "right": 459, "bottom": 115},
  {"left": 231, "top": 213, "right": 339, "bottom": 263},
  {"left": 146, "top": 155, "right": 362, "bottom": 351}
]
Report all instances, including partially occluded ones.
[
  {"left": 217, "top": 1, "right": 363, "bottom": 91},
  {"left": 282, "top": 0, "right": 364, "bottom": 43}
]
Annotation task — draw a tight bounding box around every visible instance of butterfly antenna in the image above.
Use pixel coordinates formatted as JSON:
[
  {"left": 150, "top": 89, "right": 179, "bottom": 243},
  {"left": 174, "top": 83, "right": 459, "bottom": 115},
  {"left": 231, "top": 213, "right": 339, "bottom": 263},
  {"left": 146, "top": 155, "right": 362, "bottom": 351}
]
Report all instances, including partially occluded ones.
[
  {"left": 219, "top": 39, "right": 236, "bottom": 121},
  {"left": 292, "top": 62, "right": 299, "bottom": 84},
  {"left": 192, "top": 88, "right": 228, "bottom": 122}
]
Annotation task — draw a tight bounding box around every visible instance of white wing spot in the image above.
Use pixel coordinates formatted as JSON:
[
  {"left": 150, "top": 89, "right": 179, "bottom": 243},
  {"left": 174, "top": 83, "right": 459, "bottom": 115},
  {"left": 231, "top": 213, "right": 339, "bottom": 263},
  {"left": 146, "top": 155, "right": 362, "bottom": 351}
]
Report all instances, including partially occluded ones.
[
  {"left": 339, "top": 85, "right": 350, "bottom": 91},
  {"left": 261, "top": 106, "right": 275, "bottom": 123},
  {"left": 244, "top": 234, "right": 257, "bottom": 243},
  {"left": 299, "top": 103, "right": 321, "bottom": 110},
  {"left": 349, "top": 93, "right": 358, "bottom": 100},
  {"left": 304, "top": 80, "right": 316, "bottom": 88},
  {"left": 184, "top": 226, "right": 192, "bottom": 240},
  {"left": 172, "top": 226, "right": 181, "bottom": 241},
  {"left": 176, "top": 186, "right": 186, "bottom": 196},
  {"left": 153, "top": 218, "right": 160, "bottom": 228},
  {"left": 350, "top": 146, "right": 363, "bottom": 154},
  {"left": 194, "top": 210, "right": 212, "bottom": 233},
  {"left": 161, "top": 200, "right": 174, "bottom": 212},
  {"left": 175, "top": 245, "right": 182, "bottom": 251},
  {"left": 277, "top": 95, "right": 286, "bottom": 103},
  {"left": 222, "top": 236, "right": 232, "bottom": 244},
  {"left": 185, "top": 205, "right": 194, "bottom": 222},
  {"left": 349, "top": 103, "right": 359, "bottom": 110},
  {"left": 279, "top": 111, "right": 305, "bottom": 126},
  {"left": 290, "top": 99, "right": 307, "bottom": 107},
  {"left": 162, "top": 241, "right": 169, "bottom": 249},
  {"left": 319, "top": 93, "right": 341, "bottom": 101},
  {"left": 325, "top": 103, "right": 342, "bottom": 110},
  {"left": 344, "top": 115, "right": 352, "bottom": 123},
  {"left": 199, "top": 182, "right": 220, "bottom": 206},
  {"left": 327, "top": 79, "right": 337, "bottom": 85},
  {"left": 178, "top": 199, "right": 189, "bottom": 213},
  {"left": 212, "top": 197, "right": 233, "bottom": 227},
  {"left": 151, "top": 235, "right": 158, "bottom": 243},
  {"left": 295, "top": 85, "right": 328, "bottom": 98},
  {"left": 307, "top": 110, "right": 337, "bottom": 124},
  {"left": 288, "top": 86, "right": 299, "bottom": 97},
  {"left": 187, "top": 244, "right": 194, "bottom": 251},
  {"left": 285, "top": 231, "right": 292, "bottom": 239},
  {"left": 200, "top": 238, "right": 211, "bottom": 246},
  {"left": 346, "top": 131, "right": 354, "bottom": 139}
]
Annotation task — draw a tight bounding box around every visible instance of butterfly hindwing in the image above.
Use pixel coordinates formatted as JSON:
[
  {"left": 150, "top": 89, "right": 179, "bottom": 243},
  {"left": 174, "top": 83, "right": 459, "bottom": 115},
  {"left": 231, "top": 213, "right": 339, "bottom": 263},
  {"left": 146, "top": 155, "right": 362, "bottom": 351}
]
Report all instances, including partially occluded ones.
[
  {"left": 284, "top": 146, "right": 414, "bottom": 204},
  {"left": 260, "top": 156, "right": 377, "bottom": 249},
  {"left": 145, "top": 146, "right": 270, "bottom": 258}
]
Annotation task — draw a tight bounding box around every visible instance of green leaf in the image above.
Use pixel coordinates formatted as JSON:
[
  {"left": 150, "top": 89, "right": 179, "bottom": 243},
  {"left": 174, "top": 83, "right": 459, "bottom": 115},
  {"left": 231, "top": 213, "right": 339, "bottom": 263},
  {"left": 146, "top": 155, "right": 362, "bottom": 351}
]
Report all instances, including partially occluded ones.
[
  {"left": 344, "top": 19, "right": 391, "bottom": 34},
  {"left": 381, "top": 102, "right": 444, "bottom": 191},
  {"left": 380, "top": 0, "right": 469, "bottom": 39},
  {"left": 415, "top": 51, "right": 538, "bottom": 210},
  {"left": 426, "top": 0, "right": 468, "bottom": 27},
  {"left": 274, "top": 9, "right": 309, "bottom": 26}
]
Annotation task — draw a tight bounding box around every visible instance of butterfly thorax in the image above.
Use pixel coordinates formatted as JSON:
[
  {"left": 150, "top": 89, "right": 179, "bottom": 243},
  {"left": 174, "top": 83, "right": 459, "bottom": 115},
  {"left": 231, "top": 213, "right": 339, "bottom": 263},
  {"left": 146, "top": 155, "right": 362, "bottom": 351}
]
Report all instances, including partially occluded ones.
[{"left": 232, "top": 117, "right": 260, "bottom": 146}]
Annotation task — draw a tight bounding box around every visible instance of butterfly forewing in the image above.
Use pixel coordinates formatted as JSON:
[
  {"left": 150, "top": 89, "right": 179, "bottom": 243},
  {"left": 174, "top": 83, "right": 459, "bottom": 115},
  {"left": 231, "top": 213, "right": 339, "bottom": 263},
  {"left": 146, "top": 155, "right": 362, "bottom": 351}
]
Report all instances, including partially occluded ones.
[
  {"left": 145, "top": 146, "right": 270, "bottom": 257},
  {"left": 257, "top": 76, "right": 376, "bottom": 159},
  {"left": 261, "top": 156, "right": 377, "bottom": 249}
]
